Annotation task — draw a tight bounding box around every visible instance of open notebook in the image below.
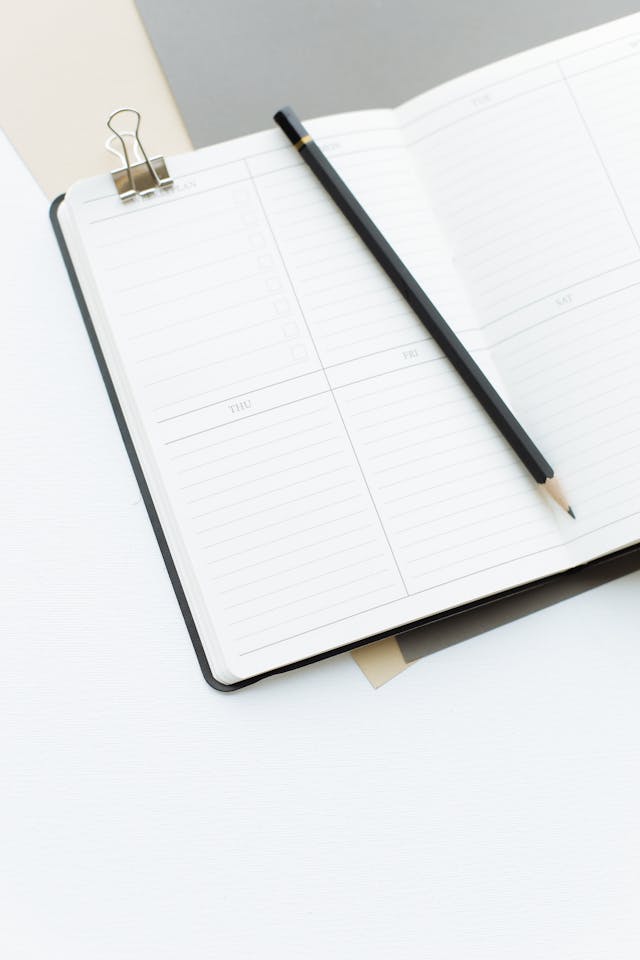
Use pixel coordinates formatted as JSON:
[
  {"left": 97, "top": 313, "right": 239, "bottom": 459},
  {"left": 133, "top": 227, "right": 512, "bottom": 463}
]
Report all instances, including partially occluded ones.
[{"left": 53, "top": 14, "right": 640, "bottom": 688}]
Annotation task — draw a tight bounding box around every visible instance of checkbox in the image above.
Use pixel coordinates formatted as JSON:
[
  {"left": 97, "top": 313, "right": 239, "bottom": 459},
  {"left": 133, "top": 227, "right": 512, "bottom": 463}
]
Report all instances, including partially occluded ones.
[
  {"left": 291, "top": 345, "right": 308, "bottom": 361},
  {"left": 266, "top": 277, "right": 281, "bottom": 292},
  {"left": 273, "top": 297, "right": 290, "bottom": 315},
  {"left": 249, "top": 233, "right": 265, "bottom": 249},
  {"left": 258, "top": 254, "right": 273, "bottom": 268},
  {"left": 283, "top": 322, "right": 299, "bottom": 339}
]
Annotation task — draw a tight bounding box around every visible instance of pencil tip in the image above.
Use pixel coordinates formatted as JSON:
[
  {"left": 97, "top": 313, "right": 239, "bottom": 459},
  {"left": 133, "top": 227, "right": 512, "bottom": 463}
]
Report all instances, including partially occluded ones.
[{"left": 543, "top": 476, "right": 573, "bottom": 516}]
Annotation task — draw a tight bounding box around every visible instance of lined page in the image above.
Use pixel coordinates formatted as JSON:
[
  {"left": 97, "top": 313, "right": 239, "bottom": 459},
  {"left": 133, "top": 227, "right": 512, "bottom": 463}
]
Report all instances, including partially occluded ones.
[
  {"left": 329, "top": 351, "right": 559, "bottom": 596},
  {"left": 63, "top": 111, "right": 568, "bottom": 681},
  {"left": 398, "top": 13, "right": 640, "bottom": 566},
  {"left": 247, "top": 117, "right": 562, "bottom": 598}
]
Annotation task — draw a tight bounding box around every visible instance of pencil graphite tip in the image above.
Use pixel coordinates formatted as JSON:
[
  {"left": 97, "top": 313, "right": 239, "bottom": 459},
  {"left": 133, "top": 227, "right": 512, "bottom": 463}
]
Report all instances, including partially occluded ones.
[{"left": 542, "top": 476, "right": 573, "bottom": 516}]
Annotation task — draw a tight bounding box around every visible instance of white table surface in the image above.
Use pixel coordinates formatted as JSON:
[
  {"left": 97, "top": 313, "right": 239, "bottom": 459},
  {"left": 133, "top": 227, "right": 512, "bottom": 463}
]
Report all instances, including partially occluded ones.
[{"left": 1, "top": 131, "right": 639, "bottom": 959}]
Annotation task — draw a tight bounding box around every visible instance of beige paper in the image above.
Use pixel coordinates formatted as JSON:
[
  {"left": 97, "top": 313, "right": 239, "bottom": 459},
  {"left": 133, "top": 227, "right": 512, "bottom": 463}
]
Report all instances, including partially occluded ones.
[
  {"left": 0, "top": 0, "right": 191, "bottom": 199},
  {"left": 351, "top": 637, "right": 408, "bottom": 688}
]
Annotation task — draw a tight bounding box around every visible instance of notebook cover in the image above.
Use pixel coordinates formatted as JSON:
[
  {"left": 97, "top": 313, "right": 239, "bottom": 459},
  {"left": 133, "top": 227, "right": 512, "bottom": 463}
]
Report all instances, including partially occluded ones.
[{"left": 50, "top": 194, "right": 640, "bottom": 691}]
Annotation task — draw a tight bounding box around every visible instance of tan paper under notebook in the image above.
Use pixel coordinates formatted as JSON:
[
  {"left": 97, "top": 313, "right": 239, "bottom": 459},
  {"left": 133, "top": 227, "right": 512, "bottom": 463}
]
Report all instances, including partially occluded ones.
[{"left": 52, "top": 14, "right": 640, "bottom": 688}]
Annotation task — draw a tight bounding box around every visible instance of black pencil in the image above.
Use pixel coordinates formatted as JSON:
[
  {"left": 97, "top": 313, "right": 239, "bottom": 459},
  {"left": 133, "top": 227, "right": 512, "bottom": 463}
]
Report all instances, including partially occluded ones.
[{"left": 273, "top": 106, "right": 574, "bottom": 517}]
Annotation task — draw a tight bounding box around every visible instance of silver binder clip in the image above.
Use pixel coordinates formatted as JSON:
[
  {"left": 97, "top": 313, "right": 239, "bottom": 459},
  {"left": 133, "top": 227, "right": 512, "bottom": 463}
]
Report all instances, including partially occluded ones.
[{"left": 106, "top": 107, "right": 173, "bottom": 202}]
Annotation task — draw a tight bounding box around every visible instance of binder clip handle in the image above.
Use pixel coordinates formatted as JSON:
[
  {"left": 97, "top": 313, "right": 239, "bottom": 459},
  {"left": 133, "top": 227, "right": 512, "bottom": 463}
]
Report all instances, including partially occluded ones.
[{"left": 107, "top": 107, "right": 173, "bottom": 202}]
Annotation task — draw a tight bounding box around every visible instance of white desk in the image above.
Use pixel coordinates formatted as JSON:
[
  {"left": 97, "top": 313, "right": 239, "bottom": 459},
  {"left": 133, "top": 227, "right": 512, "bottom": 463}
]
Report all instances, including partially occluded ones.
[{"left": 2, "top": 116, "right": 640, "bottom": 960}]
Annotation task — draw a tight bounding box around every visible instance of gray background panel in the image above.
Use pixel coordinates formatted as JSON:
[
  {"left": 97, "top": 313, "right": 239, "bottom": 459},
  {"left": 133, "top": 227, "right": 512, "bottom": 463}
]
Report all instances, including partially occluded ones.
[{"left": 135, "top": 0, "right": 640, "bottom": 146}]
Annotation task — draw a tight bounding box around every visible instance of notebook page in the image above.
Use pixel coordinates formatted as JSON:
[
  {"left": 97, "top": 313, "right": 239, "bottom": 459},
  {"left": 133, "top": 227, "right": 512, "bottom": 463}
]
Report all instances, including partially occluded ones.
[
  {"left": 398, "top": 13, "right": 640, "bottom": 568},
  {"left": 63, "top": 111, "right": 566, "bottom": 681}
]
